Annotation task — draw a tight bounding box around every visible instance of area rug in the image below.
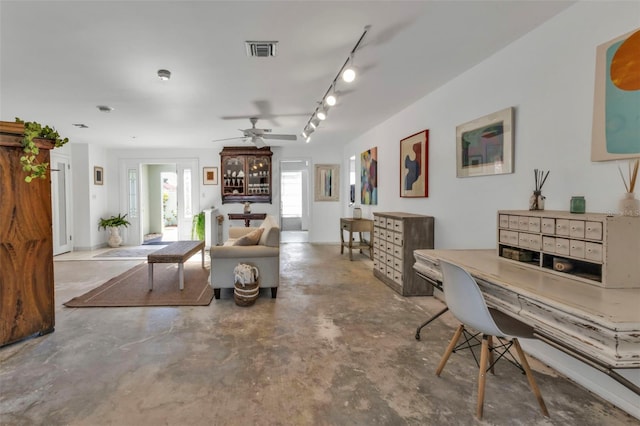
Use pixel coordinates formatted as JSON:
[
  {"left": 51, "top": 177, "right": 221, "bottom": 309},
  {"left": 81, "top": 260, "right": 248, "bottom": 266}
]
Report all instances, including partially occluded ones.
[
  {"left": 63, "top": 262, "right": 213, "bottom": 307},
  {"left": 93, "top": 246, "right": 166, "bottom": 259}
]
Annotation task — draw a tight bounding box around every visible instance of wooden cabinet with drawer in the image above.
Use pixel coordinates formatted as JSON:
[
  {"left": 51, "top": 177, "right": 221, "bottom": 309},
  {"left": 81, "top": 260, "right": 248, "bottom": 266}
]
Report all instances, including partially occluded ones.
[
  {"left": 497, "top": 210, "right": 640, "bottom": 288},
  {"left": 373, "top": 212, "right": 434, "bottom": 296}
]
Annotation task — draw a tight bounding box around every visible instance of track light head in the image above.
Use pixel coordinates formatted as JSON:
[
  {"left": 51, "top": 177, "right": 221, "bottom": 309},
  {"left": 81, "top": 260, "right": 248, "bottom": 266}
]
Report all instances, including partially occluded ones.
[
  {"left": 325, "top": 91, "right": 337, "bottom": 106},
  {"left": 342, "top": 67, "right": 356, "bottom": 83},
  {"left": 316, "top": 107, "right": 327, "bottom": 121},
  {"left": 310, "top": 118, "right": 320, "bottom": 129},
  {"left": 305, "top": 135, "right": 311, "bottom": 143}
]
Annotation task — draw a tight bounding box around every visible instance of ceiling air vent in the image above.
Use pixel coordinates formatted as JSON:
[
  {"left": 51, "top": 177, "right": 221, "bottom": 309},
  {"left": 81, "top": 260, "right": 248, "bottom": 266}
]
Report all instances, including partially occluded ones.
[{"left": 245, "top": 41, "right": 278, "bottom": 57}]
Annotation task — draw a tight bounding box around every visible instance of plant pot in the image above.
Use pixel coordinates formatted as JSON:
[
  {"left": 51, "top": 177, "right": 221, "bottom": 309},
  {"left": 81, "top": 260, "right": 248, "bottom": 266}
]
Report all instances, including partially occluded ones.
[
  {"left": 107, "top": 227, "right": 122, "bottom": 247},
  {"left": 619, "top": 193, "right": 640, "bottom": 217}
]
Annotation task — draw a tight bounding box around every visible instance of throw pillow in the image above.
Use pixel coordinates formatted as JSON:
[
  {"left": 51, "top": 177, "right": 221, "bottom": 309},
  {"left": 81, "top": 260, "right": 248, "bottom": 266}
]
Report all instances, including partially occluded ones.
[{"left": 232, "top": 228, "right": 264, "bottom": 246}]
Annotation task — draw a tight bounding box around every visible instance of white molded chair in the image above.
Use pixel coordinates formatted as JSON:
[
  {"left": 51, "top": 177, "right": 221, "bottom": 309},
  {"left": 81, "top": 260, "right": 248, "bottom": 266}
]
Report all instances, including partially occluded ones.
[{"left": 435, "top": 260, "right": 549, "bottom": 420}]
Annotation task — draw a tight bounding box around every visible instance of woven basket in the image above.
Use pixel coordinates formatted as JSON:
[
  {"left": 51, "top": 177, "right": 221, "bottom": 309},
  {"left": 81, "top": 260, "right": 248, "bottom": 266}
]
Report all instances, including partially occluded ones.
[{"left": 234, "top": 280, "right": 259, "bottom": 307}]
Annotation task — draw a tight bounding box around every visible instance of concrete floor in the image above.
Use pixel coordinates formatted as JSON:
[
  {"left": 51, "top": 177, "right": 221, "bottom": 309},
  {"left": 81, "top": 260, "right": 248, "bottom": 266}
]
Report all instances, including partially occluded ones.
[{"left": 1, "top": 243, "right": 637, "bottom": 425}]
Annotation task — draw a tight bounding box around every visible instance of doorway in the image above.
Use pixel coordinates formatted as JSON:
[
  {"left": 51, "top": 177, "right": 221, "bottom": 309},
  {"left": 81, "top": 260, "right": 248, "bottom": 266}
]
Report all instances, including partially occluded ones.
[
  {"left": 141, "top": 165, "right": 179, "bottom": 245},
  {"left": 120, "top": 159, "right": 199, "bottom": 246},
  {"left": 51, "top": 152, "right": 72, "bottom": 255},
  {"left": 280, "top": 159, "right": 310, "bottom": 243}
]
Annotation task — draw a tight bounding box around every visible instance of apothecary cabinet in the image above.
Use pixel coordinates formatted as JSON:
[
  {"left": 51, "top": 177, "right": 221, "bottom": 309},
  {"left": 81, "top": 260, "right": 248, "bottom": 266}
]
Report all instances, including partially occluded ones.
[{"left": 220, "top": 146, "right": 272, "bottom": 204}]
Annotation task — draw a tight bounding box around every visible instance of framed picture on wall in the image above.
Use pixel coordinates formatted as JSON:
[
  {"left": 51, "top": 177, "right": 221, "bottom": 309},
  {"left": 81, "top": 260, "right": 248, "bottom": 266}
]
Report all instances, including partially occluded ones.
[
  {"left": 361, "top": 147, "right": 378, "bottom": 205},
  {"left": 591, "top": 27, "right": 640, "bottom": 161},
  {"left": 203, "top": 167, "right": 218, "bottom": 185},
  {"left": 400, "top": 129, "right": 429, "bottom": 197},
  {"left": 314, "top": 164, "right": 340, "bottom": 201},
  {"left": 456, "top": 107, "right": 514, "bottom": 178},
  {"left": 94, "top": 166, "right": 104, "bottom": 185}
]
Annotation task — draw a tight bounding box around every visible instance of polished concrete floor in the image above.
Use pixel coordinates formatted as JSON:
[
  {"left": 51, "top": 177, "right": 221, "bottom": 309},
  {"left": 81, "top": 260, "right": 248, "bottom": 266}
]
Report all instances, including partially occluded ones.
[{"left": 1, "top": 243, "right": 637, "bottom": 425}]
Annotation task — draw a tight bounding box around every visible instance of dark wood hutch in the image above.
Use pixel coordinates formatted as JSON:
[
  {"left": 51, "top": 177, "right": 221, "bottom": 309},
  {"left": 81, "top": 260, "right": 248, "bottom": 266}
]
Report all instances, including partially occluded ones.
[
  {"left": 220, "top": 146, "right": 272, "bottom": 204},
  {"left": 0, "top": 121, "right": 55, "bottom": 346}
]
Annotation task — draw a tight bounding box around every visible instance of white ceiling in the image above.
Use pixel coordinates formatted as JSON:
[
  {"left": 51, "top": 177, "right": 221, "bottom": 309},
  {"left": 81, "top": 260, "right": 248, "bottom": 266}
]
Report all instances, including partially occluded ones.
[{"left": 0, "top": 1, "right": 574, "bottom": 150}]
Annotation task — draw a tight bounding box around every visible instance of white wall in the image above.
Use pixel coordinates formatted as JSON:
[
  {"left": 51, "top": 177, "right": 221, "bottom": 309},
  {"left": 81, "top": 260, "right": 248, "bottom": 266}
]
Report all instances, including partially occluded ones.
[
  {"left": 70, "top": 143, "right": 108, "bottom": 250},
  {"left": 340, "top": 2, "right": 639, "bottom": 417},
  {"left": 343, "top": 1, "right": 639, "bottom": 250}
]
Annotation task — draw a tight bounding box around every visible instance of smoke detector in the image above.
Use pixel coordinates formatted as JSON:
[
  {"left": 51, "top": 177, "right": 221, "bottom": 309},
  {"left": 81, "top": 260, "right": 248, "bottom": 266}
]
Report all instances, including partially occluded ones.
[{"left": 157, "top": 69, "right": 171, "bottom": 80}]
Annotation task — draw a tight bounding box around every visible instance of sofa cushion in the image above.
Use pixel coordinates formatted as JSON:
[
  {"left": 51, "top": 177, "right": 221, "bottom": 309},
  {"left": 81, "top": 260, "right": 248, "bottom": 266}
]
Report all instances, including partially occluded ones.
[
  {"left": 232, "top": 228, "right": 264, "bottom": 246},
  {"left": 258, "top": 215, "right": 280, "bottom": 247}
]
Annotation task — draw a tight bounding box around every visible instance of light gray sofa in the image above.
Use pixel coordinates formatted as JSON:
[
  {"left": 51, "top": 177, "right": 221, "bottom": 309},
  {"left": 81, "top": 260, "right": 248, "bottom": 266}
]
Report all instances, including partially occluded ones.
[{"left": 210, "top": 215, "right": 280, "bottom": 299}]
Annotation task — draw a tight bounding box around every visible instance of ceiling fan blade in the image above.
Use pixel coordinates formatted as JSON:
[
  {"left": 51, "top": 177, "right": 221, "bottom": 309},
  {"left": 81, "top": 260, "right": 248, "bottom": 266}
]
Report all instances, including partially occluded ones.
[
  {"left": 211, "top": 136, "right": 248, "bottom": 143},
  {"left": 263, "top": 134, "right": 297, "bottom": 141}
]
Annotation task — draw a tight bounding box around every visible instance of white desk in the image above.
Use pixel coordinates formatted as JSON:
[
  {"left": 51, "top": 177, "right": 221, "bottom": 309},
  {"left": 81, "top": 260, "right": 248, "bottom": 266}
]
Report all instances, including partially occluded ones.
[{"left": 413, "top": 249, "right": 640, "bottom": 394}]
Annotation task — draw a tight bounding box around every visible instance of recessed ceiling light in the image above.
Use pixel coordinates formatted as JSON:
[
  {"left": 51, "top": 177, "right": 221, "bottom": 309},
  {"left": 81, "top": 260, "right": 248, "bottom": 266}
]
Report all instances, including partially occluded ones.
[
  {"left": 97, "top": 105, "right": 114, "bottom": 113},
  {"left": 72, "top": 123, "right": 89, "bottom": 128},
  {"left": 157, "top": 69, "right": 171, "bottom": 80}
]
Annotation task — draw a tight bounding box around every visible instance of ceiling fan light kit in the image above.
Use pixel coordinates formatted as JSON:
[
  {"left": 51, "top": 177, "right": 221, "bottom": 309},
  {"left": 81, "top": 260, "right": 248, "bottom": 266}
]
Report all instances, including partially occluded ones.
[{"left": 301, "top": 25, "right": 370, "bottom": 143}]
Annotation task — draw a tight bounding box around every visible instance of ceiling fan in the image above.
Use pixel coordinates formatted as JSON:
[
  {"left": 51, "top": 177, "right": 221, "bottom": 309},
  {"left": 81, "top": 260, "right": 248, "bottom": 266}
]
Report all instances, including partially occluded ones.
[{"left": 212, "top": 117, "right": 297, "bottom": 148}]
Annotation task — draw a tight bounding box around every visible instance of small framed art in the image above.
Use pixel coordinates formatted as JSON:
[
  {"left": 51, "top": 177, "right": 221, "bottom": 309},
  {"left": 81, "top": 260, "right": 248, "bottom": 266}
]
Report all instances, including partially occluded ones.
[
  {"left": 203, "top": 167, "right": 218, "bottom": 185},
  {"left": 94, "top": 166, "right": 104, "bottom": 185}
]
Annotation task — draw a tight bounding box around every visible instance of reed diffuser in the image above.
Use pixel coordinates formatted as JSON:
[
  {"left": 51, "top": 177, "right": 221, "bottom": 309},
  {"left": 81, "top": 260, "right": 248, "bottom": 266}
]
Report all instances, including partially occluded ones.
[
  {"left": 618, "top": 158, "right": 640, "bottom": 216},
  {"left": 529, "top": 169, "right": 549, "bottom": 210}
]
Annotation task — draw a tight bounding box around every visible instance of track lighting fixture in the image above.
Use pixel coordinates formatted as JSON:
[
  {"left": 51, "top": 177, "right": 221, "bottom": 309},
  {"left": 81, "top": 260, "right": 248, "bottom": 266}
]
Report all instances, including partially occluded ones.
[
  {"left": 342, "top": 57, "right": 356, "bottom": 83},
  {"left": 325, "top": 86, "right": 337, "bottom": 106},
  {"left": 316, "top": 107, "right": 327, "bottom": 121},
  {"left": 300, "top": 25, "right": 370, "bottom": 143}
]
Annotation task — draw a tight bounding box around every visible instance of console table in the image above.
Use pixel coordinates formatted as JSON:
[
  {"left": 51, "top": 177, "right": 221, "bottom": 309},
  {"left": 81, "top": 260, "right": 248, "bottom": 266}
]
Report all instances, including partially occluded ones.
[
  {"left": 340, "top": 218, "right": 373, "bottom": 260},
  {"left": 413, "top": 248, "right": 640, "bottom": 394},
  {"left": 228, "top": 213, "right": 266, "bottom": 227}
]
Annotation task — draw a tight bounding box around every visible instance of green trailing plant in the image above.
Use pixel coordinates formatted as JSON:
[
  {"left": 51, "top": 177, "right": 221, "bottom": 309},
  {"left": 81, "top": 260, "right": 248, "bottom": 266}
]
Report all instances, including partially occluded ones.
[
  {"left": 191, "top": 211, "right": 206, "bottom": 241},
  {"left": 15, "top": 117, "right": 69, "bottom": 183},
  {"left": 98, "top": 213, "right": 131, "bottom": 230}
]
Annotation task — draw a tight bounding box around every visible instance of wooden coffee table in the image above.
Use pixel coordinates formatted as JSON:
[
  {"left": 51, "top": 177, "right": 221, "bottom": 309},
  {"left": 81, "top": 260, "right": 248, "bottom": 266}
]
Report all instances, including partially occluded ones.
[{"left": 147, "top": 240, "right": 205, "bottom": 291}]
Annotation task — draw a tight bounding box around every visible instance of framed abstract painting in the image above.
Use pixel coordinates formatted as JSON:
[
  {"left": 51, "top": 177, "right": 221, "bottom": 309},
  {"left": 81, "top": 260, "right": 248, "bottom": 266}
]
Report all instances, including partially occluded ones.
[
  {"left": 314, "top": 164, "right": 339, "bottom": 201},
  {"left": 456, "top": 107, "right": 514, "bottom": 178},
  {"left": 591, "top": 27, "right": 640, "bottom": 161},
  {"left": 400, "top": 129, "right": 429, "bottom": 197},
  {"left": 361, "top": 147, "right": 378, "bottom": 205}
]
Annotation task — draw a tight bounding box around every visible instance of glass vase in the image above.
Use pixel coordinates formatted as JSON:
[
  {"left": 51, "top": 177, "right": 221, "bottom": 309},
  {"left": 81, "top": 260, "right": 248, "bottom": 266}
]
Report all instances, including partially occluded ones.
[
  {"left": 619, "top": 193, "right": 640, "bottom": 217},
  {"left": 529, "top": 191, "right": 544, "bottom": 210}
]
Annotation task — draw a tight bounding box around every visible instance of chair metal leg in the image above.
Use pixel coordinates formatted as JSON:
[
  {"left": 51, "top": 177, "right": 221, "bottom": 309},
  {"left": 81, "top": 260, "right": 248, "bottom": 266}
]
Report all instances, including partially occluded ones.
[
  {"left": 476, "top": 335, "right": 490, "bottom": 419},
  {"left": 415, "top": 307, "right": 448, "bottom": 340},
  {"left": 436, "top": 325, "right": 464, "bottom": 376},
  {"left": 513, "top": 338, "right": 550, "bottom": 417}
]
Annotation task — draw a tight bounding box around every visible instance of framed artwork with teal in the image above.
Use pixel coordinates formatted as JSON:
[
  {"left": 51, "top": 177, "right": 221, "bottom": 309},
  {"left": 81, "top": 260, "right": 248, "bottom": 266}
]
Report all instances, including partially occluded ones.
[
  {"left": 400, "top": 129, "right": 429, "bottom": 197},
  {"left": 591, "top": 27, "right": 640, "bottom": 161},
  {"left": 456, "top": 107, "right": 514, "bottom": 178},
  {"left": 361, "top": 147, "right": 377, "bottom": 205}
]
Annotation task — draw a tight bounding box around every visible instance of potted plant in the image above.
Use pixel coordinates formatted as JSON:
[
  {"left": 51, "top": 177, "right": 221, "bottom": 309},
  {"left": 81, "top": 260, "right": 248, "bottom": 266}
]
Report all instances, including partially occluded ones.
[
  {"left": 191, "top": 211, "right": 205, "bottom": 241},
  {"left": 12, "top": 118, "right": 69, "bottom": 182},
  {"left": 99, "top": 213, "right": 131, "bottom": 247}
]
